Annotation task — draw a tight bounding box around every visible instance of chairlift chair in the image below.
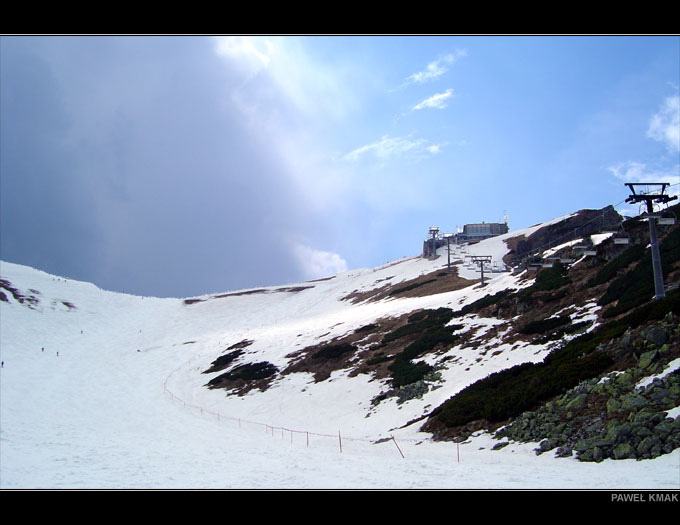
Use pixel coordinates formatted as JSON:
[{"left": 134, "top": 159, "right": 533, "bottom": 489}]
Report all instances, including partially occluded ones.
[
  {"left": 657, "top": 210, "right": 677, "bottom": 225},
  {"left": 613, "top": 226, "right": 630, "bottom": 245}
]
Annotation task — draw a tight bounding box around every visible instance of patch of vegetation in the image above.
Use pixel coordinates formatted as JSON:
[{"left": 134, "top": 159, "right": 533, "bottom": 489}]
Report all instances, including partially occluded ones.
[
  {"left": 423, "top": 290, "right": 680, "bottom": 432},
  {"left": 518, "top": 315, "right": 571, "bottom": 335},
  {"left": 380, "top": 307, "right": 455, "bottom": 345},
  {"left": 203, "top": 349, "right": 244, "bottom": 374},
  {"left": 520, "top": 262, "right": 571, "bottom": 296},
  {"left": 366, "top": 354, "right": 392, "bottom": 366},
  {"left": 206, "top": 361, "right": 278, "bottom": 387},
  {"left": 388, "top": 278, "right": 437, "bottom": 296},
  {"left": 226, "top": 339, "right": 253, "bottom": 350},
  {"left": 599, "top": 225, "right": 680, "bottom": 318},
  {"left": 541, "top": 289, "right": 569, "bottom": 303},
  {"left": 389, "top": 359, "right": 435, "bottom": 388},
  {"left": 533, "top": 320, "right": 593, "bottom": 345},
  {"left": 586, "top": 243, "right": 647, "bottom": 288},
  {"left": 451, "top": 290, "right": 513, "bottom": 318},
  {"left": 383, "top": 308, "right": 461, "bottom": 388},
  {"left": 313, "top": 343, "right": 357, "bottom": 360},
  {"left": 0, "top": 278, "right": 39, "bottom": 307},
  {"left": 354, "top": 323, "right": 378, "bottom": 334}
]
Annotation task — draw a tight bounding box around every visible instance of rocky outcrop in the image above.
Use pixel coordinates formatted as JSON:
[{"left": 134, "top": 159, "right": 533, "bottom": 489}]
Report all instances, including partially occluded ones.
[
  {"left": 506, "top": 205, "right": 622, "bottom": 265},
  {"left": 493, "top": 314, "right": 680, "bottom": 461}
]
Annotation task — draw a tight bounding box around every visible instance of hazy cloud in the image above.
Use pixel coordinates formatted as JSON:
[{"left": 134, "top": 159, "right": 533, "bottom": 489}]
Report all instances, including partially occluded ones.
[
  {"left": 406, "top": 50, "right": 467, "bottom": 84},
  {"left": 343, "top": 135, "right": 441, "bottom": 162},
  {"left": 413, "top": 89, "right": 454, "bottom": 110},
  {"left": 0, "top": 36, "right": 315, "bottom": 298},
  {"left": 647, "top": 94, "right": 680, "bottom": 153},
  {"left": 293, "top": 244, "right": 348, "bottom": 281}
]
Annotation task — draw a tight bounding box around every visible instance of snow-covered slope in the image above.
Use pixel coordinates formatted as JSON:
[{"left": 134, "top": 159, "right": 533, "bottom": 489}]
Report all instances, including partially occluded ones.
[{"left": 1, "top": 219, "right": 679, "bottom": 489}]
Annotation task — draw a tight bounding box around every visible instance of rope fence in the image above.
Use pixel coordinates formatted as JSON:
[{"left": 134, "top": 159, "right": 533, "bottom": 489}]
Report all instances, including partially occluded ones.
[{"left": 161, "top": 360, "right": 429, "bottom": 460}]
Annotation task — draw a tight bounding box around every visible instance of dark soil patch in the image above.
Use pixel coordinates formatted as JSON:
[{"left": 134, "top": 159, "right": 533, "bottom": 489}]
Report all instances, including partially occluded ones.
[
  {"left": 203, "top": 349, "right": 246, "bottom": 374},
  {"left": 342, "top": 267, "right": 474, "bottom": 304},
  {"left": 0, "top": 279, "right": 40, "bottom": 308},
  {"left": 205, "top": 361, "right": 279, "bottom": 395}
]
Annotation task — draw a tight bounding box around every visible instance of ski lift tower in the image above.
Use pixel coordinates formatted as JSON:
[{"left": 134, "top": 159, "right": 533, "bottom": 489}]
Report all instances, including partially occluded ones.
[
  {"left": 428, "top": 226, "right": 440, "bottom": 258},
  {"left": 471, "top": 255, "right": 493, "bottom": 287},
  {"left": 625, "top": 183, "right": 678, "bottom": 300},
  {"left": 443, "top": 233, "right": 455, "bottom": 273}
]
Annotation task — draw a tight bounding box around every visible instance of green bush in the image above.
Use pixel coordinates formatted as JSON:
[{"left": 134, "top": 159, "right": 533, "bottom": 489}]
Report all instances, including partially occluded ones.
[
  {"left": 599, "top": 225, "right": 679, "bottom": 317},
  {"left": 520, "top": 262, "right": 571, "bottom": 296},
  {"left": 452, "top": 289, "right": 513, "bottom": 318},
  {"left": 389, "top": 359, "right": 434, "bottom": 388},
  {"left": 425, "top": 288, "right": 679, "bottom": 429},
  {"left": 587, "top": 243, "right": 646, "bottom": 288},
  {"left": 380, "top": 307, "right": 459, "bottom": 387}
]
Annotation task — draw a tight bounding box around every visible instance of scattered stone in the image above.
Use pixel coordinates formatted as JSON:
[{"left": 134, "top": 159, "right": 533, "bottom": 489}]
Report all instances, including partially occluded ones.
[
  {"left": 645, "top": 326, "right": 668, "bottom": 348},
  {"left": 638, "top": 349, "right": 658, "bottom": 369}
]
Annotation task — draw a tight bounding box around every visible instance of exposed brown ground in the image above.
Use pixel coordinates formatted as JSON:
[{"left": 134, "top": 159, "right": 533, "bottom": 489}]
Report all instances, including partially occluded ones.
[{"left": 341, "top": 264, "right": 476, "bottom": 304}]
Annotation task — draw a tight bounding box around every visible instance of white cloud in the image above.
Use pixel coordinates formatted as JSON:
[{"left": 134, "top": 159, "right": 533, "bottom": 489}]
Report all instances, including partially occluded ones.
[
  {"left": 608, "top": 160, "right": 678, "bottom": 183},
  {"left": 293, "top": 244, "right": 348, "bottom": 280},
  {"left": 607, "top": 161, "right": 679, "bottom": 215},
  {"left": 214, "top": 36, "right": 358, "bottom": 123},
  {"left": 343, "top": 135, "right": 441, "bottom": 161},
  {"left": 406, "top": 50, "right": 467, "bottom": 84},
  {"left": 413, "top": 89, "right": 454, "bottom": 110},
  {"left": 214, "top": 36, "right": 272, "bottom": 79},
  {"left": 647, "top": 94, "right": 680, "bottom": 153}
]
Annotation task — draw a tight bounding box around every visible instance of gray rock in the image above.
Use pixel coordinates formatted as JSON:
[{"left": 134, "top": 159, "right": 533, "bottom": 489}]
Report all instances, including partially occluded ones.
[
  {"left": 537, "top": 439, "right": 554, "bottom": 454},
  {"left": 592, "top": 446, "right": 605, "bottom": 463},
  {"left": 637, "top": 435, "right": 661, "bottom": 456},
  {"left": 613, "top": 442, "right": 636, "bottom": 460},
  {"left": 645, "top": 326, "right": 667, "bottom": 347},
  {"left": 638, "top": 349, "right": 658, "bottom": 369},
  {"left": 605, "top": 422, "right": 632, "bottom": 445},
  {"left": 555, "top": 446, "right": 573, "bottom": 458},
  {"left": 621, "top": 393, "right": 649, "bottom": 411},
  {"left": 565, "top": 393, "right": 588, "bottom": 411}
]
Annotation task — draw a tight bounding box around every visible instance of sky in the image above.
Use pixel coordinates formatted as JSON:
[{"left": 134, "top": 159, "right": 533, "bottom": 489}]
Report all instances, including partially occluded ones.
[{"left": 1, "top": 35, "right": 679, "bottom": 298}]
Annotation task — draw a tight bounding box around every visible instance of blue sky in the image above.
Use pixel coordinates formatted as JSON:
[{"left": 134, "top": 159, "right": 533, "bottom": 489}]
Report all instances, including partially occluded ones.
[{"left": 1, "top": 35, "right": 679, "bottom": 298}]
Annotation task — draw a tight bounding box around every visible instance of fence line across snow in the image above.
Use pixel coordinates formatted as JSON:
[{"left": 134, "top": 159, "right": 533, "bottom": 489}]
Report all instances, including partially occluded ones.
[{"left": 162, "top": 373, "right": 426, "bottom": 459}]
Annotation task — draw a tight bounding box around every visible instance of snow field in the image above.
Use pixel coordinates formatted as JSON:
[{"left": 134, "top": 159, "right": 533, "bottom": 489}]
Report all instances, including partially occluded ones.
[{"left": 2, "top": 222, "right": 679, "bottom": 489}]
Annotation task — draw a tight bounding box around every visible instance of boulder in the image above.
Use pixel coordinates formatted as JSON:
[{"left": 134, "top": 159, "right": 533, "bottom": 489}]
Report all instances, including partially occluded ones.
[
  {"left": 637, "top": 349, "right": 658, "bottom": 369},
  {"left": 613, "top": 442, "right": 636, "bottom": 460},
  {"left": 565, "top": 393, "right": 588, "bottom": 412},
  {"left": 637, "top": 435, "right": 661, "bottom": 456},
  {"left": 645, "top": 326, "right": 667, "bottom": 347}
]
